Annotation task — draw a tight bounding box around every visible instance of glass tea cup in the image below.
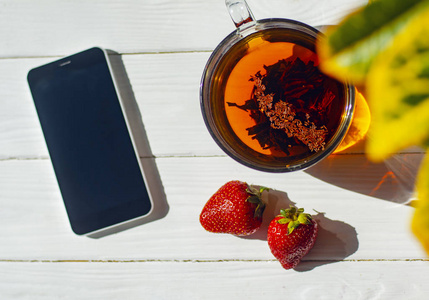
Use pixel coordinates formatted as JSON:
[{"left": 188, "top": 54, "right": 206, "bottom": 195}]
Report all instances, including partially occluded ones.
[{"left": 200, "top": 0, "right": 355, "bottom": 172}]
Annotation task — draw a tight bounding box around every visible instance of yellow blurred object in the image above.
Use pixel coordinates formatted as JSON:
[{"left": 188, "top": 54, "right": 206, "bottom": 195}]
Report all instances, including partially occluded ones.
[
  {"left": 412, "top": 153, "right": 429, "bottom": 254},
  {"left": 317, "top": 0, "right": 429, "bottom": 85},
  {"left": 317, "top": 17, "right": 369, "bottom": 85},
  {"left": 333, "top": 88, "right": 371, "bottom": 153},
  {"left": 366, "top": 6, "right": 429, "bottom": 161}
]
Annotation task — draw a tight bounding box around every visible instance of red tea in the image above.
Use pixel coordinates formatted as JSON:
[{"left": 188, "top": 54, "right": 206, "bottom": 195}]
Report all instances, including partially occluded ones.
[{"left": 208, "top": 28, "right": 348, "bottom": 168}]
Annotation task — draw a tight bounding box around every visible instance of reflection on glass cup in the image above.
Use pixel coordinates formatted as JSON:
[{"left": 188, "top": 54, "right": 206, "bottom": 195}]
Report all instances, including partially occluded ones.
[{"left": 200, "top": 0, "right": 355, "bottom": 172}]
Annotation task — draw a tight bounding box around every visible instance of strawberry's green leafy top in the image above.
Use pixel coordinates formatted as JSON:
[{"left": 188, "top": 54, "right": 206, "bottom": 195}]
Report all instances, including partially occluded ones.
[{"left": 276, "top": 206, "right": 312, "bottom": 235}]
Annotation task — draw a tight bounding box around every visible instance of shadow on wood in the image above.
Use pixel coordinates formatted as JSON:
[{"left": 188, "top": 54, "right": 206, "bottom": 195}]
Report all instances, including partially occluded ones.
[
  {"left": 241, "top": 189, "right": 295, "bottom": 240},
  {"left": 294, "top": 212, "right": 359, "bottom": 272},
  {"left": 305, "top": 152, "right": 424, "bottom": 204},
  {"left": 242, "top": 189, "right": 358, "bottom": 270}
]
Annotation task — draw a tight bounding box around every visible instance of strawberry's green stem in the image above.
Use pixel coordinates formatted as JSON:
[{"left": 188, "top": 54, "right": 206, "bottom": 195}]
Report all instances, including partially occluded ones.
[
  {"left": 246, "top": 184, "right": 269, "bottom": 219},
  {"left": 277, "top": 205, "right": 312, "bottom": 235}
]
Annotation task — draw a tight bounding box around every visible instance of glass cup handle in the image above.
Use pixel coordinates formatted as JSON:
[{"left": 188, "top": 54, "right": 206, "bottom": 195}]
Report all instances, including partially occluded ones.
[{"left": 225, "top": 0, "right": 256, "bottom": 29}]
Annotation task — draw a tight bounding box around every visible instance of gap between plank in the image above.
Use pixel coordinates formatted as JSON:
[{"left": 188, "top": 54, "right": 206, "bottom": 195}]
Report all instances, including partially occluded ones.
[
  {"left": 0, "top": 259, "right": 427, "bottom": 263},
  {"left": 0, "top": 152, "right": 425, "bottom": 162},
  {"left": 0, "top": 50, "right": 214, "bottom": 61}
]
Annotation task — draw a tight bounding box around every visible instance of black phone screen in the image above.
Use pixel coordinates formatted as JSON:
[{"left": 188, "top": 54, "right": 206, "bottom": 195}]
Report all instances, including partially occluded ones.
[{"left": 28, "top": 47, "right": 152, "bottom": 235}]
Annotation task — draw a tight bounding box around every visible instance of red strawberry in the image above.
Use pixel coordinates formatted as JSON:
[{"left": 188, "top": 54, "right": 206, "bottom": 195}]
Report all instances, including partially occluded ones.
[
  {"left": 200, "top": 180, "right": 267, "bottom": 236},
  {"left": 267, "top": 206, "right": 318, "bottom": 269}
]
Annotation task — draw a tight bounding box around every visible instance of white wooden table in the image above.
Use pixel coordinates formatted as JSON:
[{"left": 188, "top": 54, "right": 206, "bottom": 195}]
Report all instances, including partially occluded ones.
[{"left": 1, "top": 0, "right": 428, "bottom": 299}]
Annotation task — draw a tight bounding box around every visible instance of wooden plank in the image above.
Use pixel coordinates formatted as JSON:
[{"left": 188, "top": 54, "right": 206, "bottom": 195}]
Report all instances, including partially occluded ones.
[
  {"left": 0, "top": 54, "right": 423, "bottom": 159},
  {"left": 0, "top": 0, "right": 368, "bottom": 58},
  {"left": 0, "top": 58, "right": 50, "bottom": 159},
  {"left": 0, "top": 260, "right": 428, "bottom": 299},
  {"left": 0, "top": 156, "right": 425, "bottom": 260},
  {"left": 247, "top": 0, "right": 367, "bottom": 26}
]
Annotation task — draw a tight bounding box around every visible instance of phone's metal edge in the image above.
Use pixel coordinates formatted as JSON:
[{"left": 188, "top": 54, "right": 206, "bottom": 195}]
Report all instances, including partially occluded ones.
[{"left": 84, "top": 47, "right": 156, "bottom": 238}]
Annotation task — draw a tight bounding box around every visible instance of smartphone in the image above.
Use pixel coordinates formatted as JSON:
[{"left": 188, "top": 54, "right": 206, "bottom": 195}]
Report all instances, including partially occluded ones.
[{"left": 28, "top": 47, "right": 154, "bottom": 236}]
